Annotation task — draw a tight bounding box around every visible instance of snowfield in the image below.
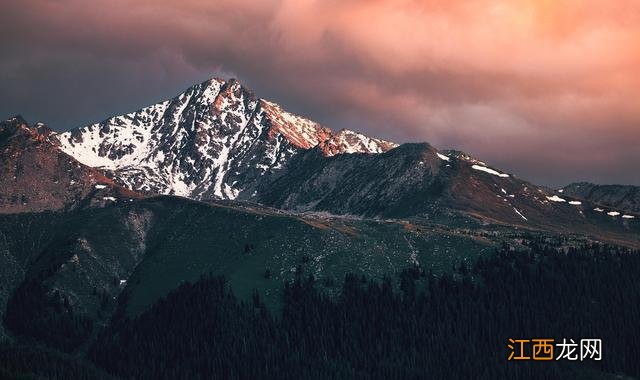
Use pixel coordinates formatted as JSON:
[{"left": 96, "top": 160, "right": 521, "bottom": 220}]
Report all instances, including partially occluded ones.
[
  {"left": 58, "top": 78, "right": 395, "bottom": 201},
  {"left": 471, "top": 165, "right": 509, "bottom": 178}
]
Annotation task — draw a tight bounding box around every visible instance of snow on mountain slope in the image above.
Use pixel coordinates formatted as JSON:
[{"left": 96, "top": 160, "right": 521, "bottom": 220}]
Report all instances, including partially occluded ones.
[
  {"left": 0, "top": 116, "right": 140, "bottom": 213},
  {"left": 57, "top": 76, "right": 629, "bottom": 233},
  {"left": 562, "top": 182, "right": 640, "bottom": 214},
  {"left": 59, "top": 78, "right": 397, "bottom": 200},
  {"left": 319, "top": 129, "right": 398, "bottom": 157},
  {"left": 253, "top": 143, "right": 639, "bottom": 245}
]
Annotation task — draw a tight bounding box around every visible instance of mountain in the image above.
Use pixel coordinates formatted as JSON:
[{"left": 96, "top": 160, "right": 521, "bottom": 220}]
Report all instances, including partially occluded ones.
[
  {"left": 3, "top": 196, "right": 637, "bottom": 378},
  {"left": 253, "top": 144, "right": 639, "bottom": 246},
  {"left": 2, "top": 77, "right": 639, "bottom": 328},
  {"left": 0, "top": 116, "right": 140, "bottom": 213},
  {"left": 50, "top": 77, "right": 639, "bottom": 244},
  {"left": 1, "top": 193, "right": 625, "bottom": 340},
  {"left": 3, "top": 110, "right": 638, "bottom": 339},
  {"left": 562, "top": 182, "right": 640, "bottom": 214},
  {"left": 4, "top": 75, "right": 638, "bottom": 245},
  {"left": 2, "top": 78, "right": 640, "bottom": 378},
  {"left": 2, "top": 121, "right": 638, "bottom": 338},
  {"left": 0, "top": 194, "right": 513, "bottom": 339},
  {"left": 57, "top": 78, "right": 396, "bottom": 200}
]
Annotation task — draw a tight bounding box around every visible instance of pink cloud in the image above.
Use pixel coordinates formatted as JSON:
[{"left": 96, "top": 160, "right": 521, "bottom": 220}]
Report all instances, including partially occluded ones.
[{"left": 1, "top": 0, "right": 638, "bottom": 185}]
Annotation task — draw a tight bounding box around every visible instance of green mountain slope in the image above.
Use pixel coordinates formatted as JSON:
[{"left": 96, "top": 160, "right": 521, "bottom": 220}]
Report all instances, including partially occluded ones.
[
  {"left": 0, "top": 196, "right": 499, "bottom": 327},
  {"left": 4, "top": 193, "right": 608, "bottom": 348}
]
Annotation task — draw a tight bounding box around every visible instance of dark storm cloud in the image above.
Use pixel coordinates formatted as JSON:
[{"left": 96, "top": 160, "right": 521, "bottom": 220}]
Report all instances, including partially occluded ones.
[{"left": 1, "top": 0, "right": 639, "bottom": 186}]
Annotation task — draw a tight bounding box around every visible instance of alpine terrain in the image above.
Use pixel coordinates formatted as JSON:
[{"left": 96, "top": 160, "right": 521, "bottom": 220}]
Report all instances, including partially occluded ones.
[
  {"left": 1, "top": 77, "right": 639, "bottom": 379},
  {"left": 0, "top": 116, "right": 140, "bottom": 213},
  {"left": 57, "top": 78, "right": 396, "bottom": 200},
  {"left": 562, "top": 182, "right": 640, "bottom": 214},
  {"left": 47, "top": 78, "right": 638, "bottom": 244}
]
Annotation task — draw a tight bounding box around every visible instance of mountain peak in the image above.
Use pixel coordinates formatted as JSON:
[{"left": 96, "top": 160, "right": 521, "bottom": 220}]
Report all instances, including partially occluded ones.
[
  {"left": 319, "top": 128, "right": 398, "bottom": 157},
  {"left": 57, "top": 77, "right": 396, "bottom": 200},
  {"left": 196, "top": 77, "right": 243, "bottom": 96},
  {"left": 3, "top": 115, "right": 27, "bottom": 125},
  {"left": 1, "top": 116, "right": 56, "bottom": 145}
]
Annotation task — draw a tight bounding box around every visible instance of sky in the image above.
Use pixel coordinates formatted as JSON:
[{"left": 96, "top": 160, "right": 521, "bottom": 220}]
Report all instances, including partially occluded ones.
[{"left": 1, "top": 0, "right": 639, "bottom": 186}]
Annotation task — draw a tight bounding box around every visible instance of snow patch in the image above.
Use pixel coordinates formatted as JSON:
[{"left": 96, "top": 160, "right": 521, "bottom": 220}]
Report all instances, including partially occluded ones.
[
  {"left": 568, "top": 201, "right": 582, "bottom": 205},
  {"left": 607, "top": 211, "right": 620, "bottom": 216},
  {"left": 436, "top": 152, "right": 450, "bottom": 161},
  {"left": 513, "top": 208, "right": 528, "bottom": 221},
  {"left": 321, "top": 129, "right": 398, "bottom": 156},
  {"left": 471, "top": 165, "right": 509, "bottom": 178},
  {"left": 94, "top": 184, "right": 107, "bottom": 189},
  {"left": 546, "top": 195, "right": 566, "bottom": 202},
  {"left": 594, "top": 208, "right": 604, "bottom": 212},
  {"left": 622, "top": 215, "right": 635, "bottom": 219}
]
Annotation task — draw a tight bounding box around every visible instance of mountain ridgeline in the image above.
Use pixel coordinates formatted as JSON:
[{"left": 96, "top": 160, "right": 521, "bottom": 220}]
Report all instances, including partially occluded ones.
[
  {"left": 57, "top": 78, "right": 396, "bottom": 200},
  {"left": 562, "top": 182, "right": 640, "bottom": 214},
  {"left": 2, "top": 78, "right": 638, "bottom": 245}
]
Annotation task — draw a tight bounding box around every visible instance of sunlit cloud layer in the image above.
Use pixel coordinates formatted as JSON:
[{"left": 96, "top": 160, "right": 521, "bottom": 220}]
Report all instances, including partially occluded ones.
[{"left": 1, "top": 0, "right": 639, "bottom": 185}]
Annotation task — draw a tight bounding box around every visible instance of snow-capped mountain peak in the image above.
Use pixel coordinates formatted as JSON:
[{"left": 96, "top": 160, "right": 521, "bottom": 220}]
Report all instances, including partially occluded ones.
[
  {"left": 320, "top": 128, "right": 398, "bottom": 157},
  {"left": 58, "top": 77, "right": 397, "bottom": 200}
]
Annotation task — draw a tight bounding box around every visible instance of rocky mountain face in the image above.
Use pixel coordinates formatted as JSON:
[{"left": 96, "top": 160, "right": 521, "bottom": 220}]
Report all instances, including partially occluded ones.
[
  {"left": 562, "top": 182, "right": 640, "bottom": 214},
  {"left": 254, "top": 143, "right": 639, "bottom": 244},
  {"left": 0, "top": 116, "right": 139, "bottom": 213},
  {"left": 57, "top": 78, "right": 397, "bottom": 200},
  {"left": 3, "top": 75, "right": 637, "bottom": 242}
]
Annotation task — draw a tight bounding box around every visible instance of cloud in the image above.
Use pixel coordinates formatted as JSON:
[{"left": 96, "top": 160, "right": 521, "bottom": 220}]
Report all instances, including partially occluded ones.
[{"left": 1, "top": 0, "right": 639, "bottom": 185}]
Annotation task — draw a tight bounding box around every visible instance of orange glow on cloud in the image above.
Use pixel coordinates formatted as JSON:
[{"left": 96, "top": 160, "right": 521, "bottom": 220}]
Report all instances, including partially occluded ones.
[{"left": 1, "top": 0, "right": 639, "bottom": 185}]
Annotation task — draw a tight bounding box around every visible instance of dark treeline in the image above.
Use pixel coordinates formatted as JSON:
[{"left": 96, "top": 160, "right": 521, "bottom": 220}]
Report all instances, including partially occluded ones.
[
  {"left": 4, "top": 279, "right": 94, "bottom": 353},
  {"left": 85, "top": 243, "right": 640, "bottom": 380},
  {"left": 0, "top": 342, "right": 114, "bottom": 380}
]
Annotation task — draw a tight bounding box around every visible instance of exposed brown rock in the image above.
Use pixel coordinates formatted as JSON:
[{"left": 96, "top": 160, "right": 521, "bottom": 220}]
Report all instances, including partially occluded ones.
[{"left": 0, "top": 116, "right": 141, "bottom": 213}]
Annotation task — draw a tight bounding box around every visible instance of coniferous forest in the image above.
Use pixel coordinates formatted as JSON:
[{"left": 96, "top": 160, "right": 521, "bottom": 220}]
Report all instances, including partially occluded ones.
[{"left": 2, "top": 243, "right": 640, "bottom": 379}]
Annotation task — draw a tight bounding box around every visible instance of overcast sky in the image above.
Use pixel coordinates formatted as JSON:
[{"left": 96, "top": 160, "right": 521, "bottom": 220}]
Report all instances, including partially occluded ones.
[{"left": 1, "top": 0, "right": 639, "bottom": 186}]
